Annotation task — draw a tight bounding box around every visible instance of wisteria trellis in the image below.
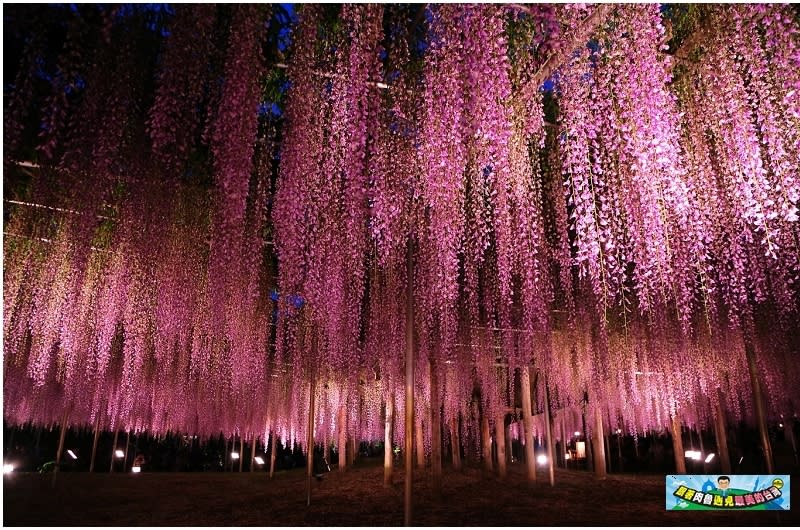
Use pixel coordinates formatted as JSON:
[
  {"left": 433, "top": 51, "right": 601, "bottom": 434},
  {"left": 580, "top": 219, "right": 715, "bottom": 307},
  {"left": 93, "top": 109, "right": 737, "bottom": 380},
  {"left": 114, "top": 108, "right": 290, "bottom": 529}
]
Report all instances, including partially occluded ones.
[{"left": 3, "top": 4, "right": 799, "bottom": 456}]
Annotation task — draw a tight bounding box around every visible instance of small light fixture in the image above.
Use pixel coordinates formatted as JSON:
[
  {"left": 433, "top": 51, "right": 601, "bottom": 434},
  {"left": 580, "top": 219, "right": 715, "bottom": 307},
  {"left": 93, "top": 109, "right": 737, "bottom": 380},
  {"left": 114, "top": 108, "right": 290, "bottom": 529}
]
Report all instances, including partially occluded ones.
[
  {"left": 574, "top": 431, "right": 581, "bottom": 436},
  {"left": 115, "top": 449, "right": 125, "bottom": 458},
  {"left": 254, "top": 456, "right": 265, "bottom": 465},
  {"left": 615, "top": 429, "right": 622, "bottom": 435},
  {"left": 564, "top": 453, "right": 571, "bottom": 460},
  {"left": 779, "top": 423, "right": 784, "bottom": 428},
  {"left": 3, "top": 463, "right": 14, "bottom": 474},
  {"left": 705, "top": 453, "right": 715, "bottom": 463},
  {"left": 132, "top": 466, "right": 141, "bottom": 473},
  {"left": 536, "top": 454, "right": 548, "bottom": 465},
  {"left": 684, "top": 450, "right": 701, "bottom": 460},
  {"left": 67, "top": 450, "right": 78, "bottom": 460},
  {"left": 231, "top": 452, "right": 240, "bottom": 460}
]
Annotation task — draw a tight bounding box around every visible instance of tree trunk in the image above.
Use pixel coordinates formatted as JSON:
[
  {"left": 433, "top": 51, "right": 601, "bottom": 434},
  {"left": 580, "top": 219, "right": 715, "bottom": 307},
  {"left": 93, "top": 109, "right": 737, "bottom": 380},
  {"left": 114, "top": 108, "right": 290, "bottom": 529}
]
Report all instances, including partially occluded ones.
[
  {"left": 110, "top": 430, "right": 119, "bottom": 473},
  {"left": 544, "top": 377, "right": 555, "bottom": 486},
  {"left": 338, "top": 405, "right": 347, "bottom": 471},
  {"left": 415, "top": 420, "right": 424, "bottom": 468},
  {"left": 269, "top": 431, "right": 277, "bottom": 479}
]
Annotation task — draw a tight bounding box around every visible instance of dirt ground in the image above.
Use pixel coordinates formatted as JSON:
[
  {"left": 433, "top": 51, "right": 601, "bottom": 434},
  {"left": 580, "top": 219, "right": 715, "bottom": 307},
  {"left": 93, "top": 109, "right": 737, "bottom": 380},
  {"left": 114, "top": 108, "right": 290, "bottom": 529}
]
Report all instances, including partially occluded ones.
[{"left": 3, "top": 459, "right": 796, "bottom": 526}]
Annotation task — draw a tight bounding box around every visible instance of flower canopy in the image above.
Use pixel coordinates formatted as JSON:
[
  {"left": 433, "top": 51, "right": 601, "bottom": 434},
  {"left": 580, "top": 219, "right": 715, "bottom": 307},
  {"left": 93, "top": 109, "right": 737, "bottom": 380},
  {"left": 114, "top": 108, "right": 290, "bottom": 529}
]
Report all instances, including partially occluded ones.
[{"left": 3, "top": 4, "right": 799, "bottom": 450}]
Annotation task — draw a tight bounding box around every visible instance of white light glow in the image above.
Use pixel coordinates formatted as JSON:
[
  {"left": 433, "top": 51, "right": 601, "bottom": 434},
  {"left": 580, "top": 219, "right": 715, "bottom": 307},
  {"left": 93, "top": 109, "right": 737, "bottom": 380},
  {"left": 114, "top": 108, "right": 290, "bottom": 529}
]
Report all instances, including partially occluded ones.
[
  {"left": 536, "top": 454, "right": 548, "bottom": 465},
  {"left": 564, "top": 453, "right": 571, "bottom": 460},
  {"left": 779, "top": 423, "right": 784, "bottom": 428},
  {"left": 67, "top": 450, "right": 78, "bottom": 460},
  {"left": 705, "top": 453, "right": 715, "bottom": 463},
  {"left": 115, "top": 450, "right": 124, "bottom": 458},
  {"left": 231, "top": 452, "right": 240, "bottom": 460},
  {"left": 684, "top": 450, "right": 702, "bottom": 460},
  {"left": 615, "top": 429, "right": 622, "bottom": 434},
  {"left": 3, "top": 463, "right": 14, "bottom": 474},
  {"left": 132, "top": 466, "right": 141, "bottom": 473},
  {"left": 254, "top": 456, "right": 265, "bottom": 465},
  {"left": 574, "top": 431, "right": 581, "bottom": 436}
]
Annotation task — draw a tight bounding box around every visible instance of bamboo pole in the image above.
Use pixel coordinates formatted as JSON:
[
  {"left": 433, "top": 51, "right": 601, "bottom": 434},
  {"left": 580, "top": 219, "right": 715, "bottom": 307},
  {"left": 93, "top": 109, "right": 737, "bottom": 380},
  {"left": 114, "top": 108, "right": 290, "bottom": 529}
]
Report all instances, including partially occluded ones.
[
  {"left": 51, "top": 409, "right": 69, "bottom": 488},
  {"left": 89, "top": 415, "right": 101, "bottom": 473},
  {"left": 672, "top": 414, "right": 686, "bottom": 474},
  {"left": 450, "top": 416, "right": 462, "bottom": 471},
  {"left": 744, "top": 340, "right": 774, "bottom": 473},
  {"left": 593, "top": 406, "right": 607, "bottom": 479},
  {"left": 495, "top": 413, "right": 507, "bottom": 478},
  {"left": 384, "top": 394, "right": 394, "bottom": 487},
  {"left": 521, "top": 367, "right": 537, "bottom": 481},
  {"left": 430, "top": 360, "right": 442, "bottom": 496},
  {"left": 544, "top": 376, "right": 555, "bottom": 486},
  {"left": 404, "top": 240, "right": 415, "bottom": 527},
  {"left": 712, "top": 388, "right": 731, "bottom": 474},
  {"left": 306, "top": 369, "right": 316, "bottom": 507},
  {"left": 269, "top": 431, "right": 277, "bottom": 478},
  {"left": 110, "top": 430, "right": 119, "bottom": 473}
]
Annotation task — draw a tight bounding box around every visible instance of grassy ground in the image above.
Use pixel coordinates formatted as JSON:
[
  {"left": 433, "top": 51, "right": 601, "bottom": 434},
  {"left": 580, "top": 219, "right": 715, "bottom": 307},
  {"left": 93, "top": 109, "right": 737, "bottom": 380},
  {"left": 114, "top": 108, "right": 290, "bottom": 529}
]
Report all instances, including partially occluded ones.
[{"left": 3, "top": 459, "right": 796, "bottom": 526}]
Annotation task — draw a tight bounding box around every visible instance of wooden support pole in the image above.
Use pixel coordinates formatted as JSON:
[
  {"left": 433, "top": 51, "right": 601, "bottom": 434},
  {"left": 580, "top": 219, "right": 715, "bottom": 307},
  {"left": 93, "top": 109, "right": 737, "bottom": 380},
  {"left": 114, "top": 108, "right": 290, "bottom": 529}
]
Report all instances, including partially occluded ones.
[
  {"left": 744, "top": 340, "right": 774, "bottom": 473},
  {"left": 495, "top": 413, "right": 507, "bottom": 478},
  {"left": 415, "top": 419, "right": 425, "bottom": 468},
  {"left": 110, "top": 430, "right": 119, "bottom": 473},
  {"left": 324, "top": 433, "right": 330, "bottom": 468},
  {"left": 430, "top": 360, "right": 442, "bottom": 496},
  {"left": 404, "top": 240, "right": 415, "bottom": 527},
  {"left": 52, "top": 410, "right": 69, "bottom": 487},
  {"left": 785, "top": 420, "right": 798, "bottom": 466},
  {"left": 712, "top": 388, "right": 731, "bottom": 474},
  {"left": 239, "top": 436, "right": 244, "bottom": 472},
  {"left": 123, "top": 430, "right": 130, "bottom": 473},
  {"left": 521, "top": 367, "right": 537, "bottom": 481},
  {"left": 338, "top": 405, "right": 347, "bottom": 471},
  {"left": 269, "top": 431, "right": 277, "bottom": 478},
  {"left": 450, "top": 416, "right": 462, "bottom": 471},
  {"left": 306, "top": 370, "right": 316, "bottom": 507},
  {"left": 481, "top": 411, "right": 493, "bottom": 473},
  {"left": 89, "top": 415, "right": 101, "bottom": 473},
  {"left": 593, "top": 406, "right": 607, "bottom": 479},
  {"left": 672, "top": 414, "right": 686, "bottom": 474},
  {"left": 384, "top": 394, "right": 394, "bottom": 487},
  {"left": 560, "top": 417, "right": 568, "bottom": 469},
  {"left": 250, "top": 435, "right": 256, "bottom": 472},
  {"left": 505, "top": 423, "right": 513, "bottom": 466},
  {"left": 544, "top": 376, "right": 555, "bottom": 486}
]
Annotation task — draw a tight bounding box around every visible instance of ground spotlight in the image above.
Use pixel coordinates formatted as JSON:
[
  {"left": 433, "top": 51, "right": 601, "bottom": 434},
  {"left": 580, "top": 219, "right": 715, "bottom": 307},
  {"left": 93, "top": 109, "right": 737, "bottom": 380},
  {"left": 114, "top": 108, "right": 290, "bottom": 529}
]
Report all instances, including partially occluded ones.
[
  {"left": 705, "top": 453, "right": 715, "bottom": 463},
  {"left": 3, "top": 463, "right": 14, "bottom": 474},
  {"left": 132, "top": 466, "right": 141, "bottom": 473},
  {"left": 254, "top": 456, "right": 265, "bottom": 465},
  {"left": 536, "top": 454, "right": 548, "bottom": 465},
  {"left": 67, "top": 450, "right": 78, "bottom": 460},
  {"left": 231, "top": 452, "right": 240, "bottom": 460},
  {"left": 115, "top": 449, "right": 125, "bottom": 458}
]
